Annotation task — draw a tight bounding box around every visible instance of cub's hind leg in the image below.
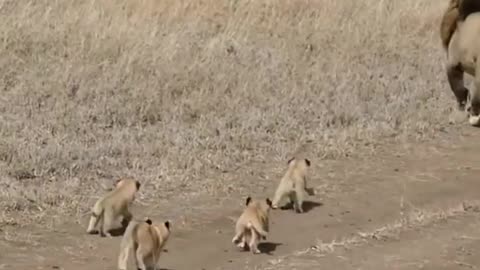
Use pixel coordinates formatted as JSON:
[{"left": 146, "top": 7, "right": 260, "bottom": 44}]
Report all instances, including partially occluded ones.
[
  {"left": 272, "top": 182, "right": 292, "bottom": 209},
  {"left": 287, "top": 191, "right": 298, "bottom": 212},
  {"left": 134, "top": 246, "right": 147, "bottom": 270},
  {"left": 86, "top": 213, "right": 101, "bottom": 234},
  {"left": 294, "top": 184, "right": 306, "bottom": 213},
  {"left": 239, "top": 230, "right": 251, "bottom": 251},
  {"left": 232, "top": 222, "right": 244, "bottom": 246},
  {"left": 248, "top": 229, "right": 261, "bottom": 254},
  {"left": 100, "top": 208, "right": 115, "bottom": 237}
]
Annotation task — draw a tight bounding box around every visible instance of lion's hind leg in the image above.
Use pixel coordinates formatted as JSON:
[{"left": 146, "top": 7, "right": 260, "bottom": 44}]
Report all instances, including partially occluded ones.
[
  {"left": 447, "top": 63, "right": 470, "bottom": 111},
  {"left": 468, "top": 64, "right": 480, "bottom": 126}
]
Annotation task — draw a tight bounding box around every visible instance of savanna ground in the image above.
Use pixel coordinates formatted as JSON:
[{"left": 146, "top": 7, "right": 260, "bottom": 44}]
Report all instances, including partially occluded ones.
[{"left": 1, "top": 0, "right": 480, "bottom": 269}]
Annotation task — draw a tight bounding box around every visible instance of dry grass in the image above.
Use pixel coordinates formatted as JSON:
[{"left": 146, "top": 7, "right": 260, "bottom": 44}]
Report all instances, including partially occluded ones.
[{"left": 0, "top": 0, "right": 455, "bottom": 225}]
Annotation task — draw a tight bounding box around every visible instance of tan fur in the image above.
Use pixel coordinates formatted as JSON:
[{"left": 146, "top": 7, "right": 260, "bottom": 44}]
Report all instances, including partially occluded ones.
[
  {"left": 232, "top": 196, "right": 272, "bottom": 254},
  {"left": 271, "top": 158, "right": 312, "bottom": 213},
  {"left": 440, "top": 0, "right": 461, "bottom": 50},
  {"left": 443, "top": 0, "right": 480, "bottom": 125},
  {"left": 118, "top": 218, "right": 171, "bottom": 270},
  {"left": 86, "top": 178, "right": 141, "bottom": 237}
]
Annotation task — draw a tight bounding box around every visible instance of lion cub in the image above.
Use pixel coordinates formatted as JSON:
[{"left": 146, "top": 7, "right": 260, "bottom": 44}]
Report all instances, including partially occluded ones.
[
  {"left": 232, "top": 196, "right": 272, "bottom": 254},
  {"left": 271, "top": 157, "right": 312, "bottom": 213},
  {"left": 118, "top": 218, "right": 171, "bottom": 270},
  {"left": 86, "top": 178, "right": 141, "bottom": 237}
]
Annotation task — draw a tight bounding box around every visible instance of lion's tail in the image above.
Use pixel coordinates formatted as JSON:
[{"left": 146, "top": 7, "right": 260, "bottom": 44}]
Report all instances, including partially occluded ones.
[
  {"left": 117, "top": 220, "right": 139, "bottom": 270},
  {"left": 440, "top": 6, "right": 459, "bottom": 50}
]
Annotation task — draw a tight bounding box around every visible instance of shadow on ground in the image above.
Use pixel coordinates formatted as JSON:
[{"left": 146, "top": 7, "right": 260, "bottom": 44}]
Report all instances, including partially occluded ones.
[
  {"left": 258, "top": 242, "right": 283, "bottom": 255},
  {"left": 280, "top": 200, "right": 323, "bottom": 213}
]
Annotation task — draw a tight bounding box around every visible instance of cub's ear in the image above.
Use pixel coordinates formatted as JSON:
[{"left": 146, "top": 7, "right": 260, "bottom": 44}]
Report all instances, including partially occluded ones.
[
  {"left": 305, "top": 158, "right": 311, "bottom": 167},
  {"left": 145, "top": 218, "right": 153, "bottom": 225},
  {"left": 245, "top": 196, "right": 252, "bottom": 206},
  {"left": 164, "top": 220, "right": 171, "bottom": 230},
  {"left": 114, "top": 179, "right": 126, "bottom": 189},
  {"left": 266, "top": 198, "right": 272, "bottom": 207},
  {"left": 287, "top": 157, "right": 295, "bottom": 164}
]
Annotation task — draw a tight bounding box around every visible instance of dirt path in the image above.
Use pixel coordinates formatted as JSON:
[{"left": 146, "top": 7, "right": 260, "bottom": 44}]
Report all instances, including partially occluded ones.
[
  {"left": 256, "top": 209, "right": 480, "bottom": 270},
  {"left": 2, "top": 127, "right": 480, "bottom": 270}
]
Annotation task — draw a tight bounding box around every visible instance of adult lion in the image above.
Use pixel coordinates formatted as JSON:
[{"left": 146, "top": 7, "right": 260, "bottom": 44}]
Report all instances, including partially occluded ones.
[{"left": 441, "top": 0, "right": 480, "bottom": 126}]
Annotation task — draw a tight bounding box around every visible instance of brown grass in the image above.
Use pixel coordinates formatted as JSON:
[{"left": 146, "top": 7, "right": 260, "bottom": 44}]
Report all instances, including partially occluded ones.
[{"left": 0, "top": 0, "right": 456, "bottom": 225}]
